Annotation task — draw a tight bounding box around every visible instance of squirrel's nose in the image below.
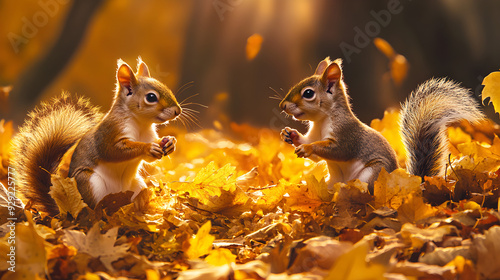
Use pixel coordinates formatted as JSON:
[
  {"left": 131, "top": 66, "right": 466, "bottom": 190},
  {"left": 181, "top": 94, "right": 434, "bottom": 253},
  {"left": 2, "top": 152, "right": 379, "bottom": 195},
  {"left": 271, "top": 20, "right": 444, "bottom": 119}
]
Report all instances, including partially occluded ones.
[
  {"left": 174, "top": 106, "right": 181, "bottom": 116},
  {"left": 280, "top": 100, "right": 290, "bottom": 111}
]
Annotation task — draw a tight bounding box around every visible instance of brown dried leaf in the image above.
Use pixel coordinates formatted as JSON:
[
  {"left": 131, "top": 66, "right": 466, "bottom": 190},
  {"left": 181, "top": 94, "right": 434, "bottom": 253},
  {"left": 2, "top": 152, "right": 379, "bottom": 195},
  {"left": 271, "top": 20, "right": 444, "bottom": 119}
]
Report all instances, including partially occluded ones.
[
  {"left": 49, "top": 175, "right": 88, "bottom": 218},
  {"left": 62, "top": 224, "right": 130, "bottom": 271}
]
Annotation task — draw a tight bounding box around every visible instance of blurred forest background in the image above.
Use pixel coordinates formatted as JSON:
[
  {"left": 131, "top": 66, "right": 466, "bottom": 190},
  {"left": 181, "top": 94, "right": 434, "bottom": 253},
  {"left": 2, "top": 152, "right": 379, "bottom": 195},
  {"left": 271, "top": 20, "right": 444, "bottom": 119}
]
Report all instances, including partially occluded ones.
[{"left": 1, "top": 0, "right": 500, "bottom": 131}]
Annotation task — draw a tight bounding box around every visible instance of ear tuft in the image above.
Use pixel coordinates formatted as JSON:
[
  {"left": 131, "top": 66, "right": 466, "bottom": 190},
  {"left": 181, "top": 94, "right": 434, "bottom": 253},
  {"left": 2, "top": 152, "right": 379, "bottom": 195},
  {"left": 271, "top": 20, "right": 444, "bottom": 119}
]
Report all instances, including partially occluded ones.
[
  {"left": 136, "top": 56, "right": 151, "bottom": 78},
  {"left": 314, "top": 57, "right": 332, "bottom": 75},
  {"left": 117, "top": 60, "right": 137, "bottom": 89}
]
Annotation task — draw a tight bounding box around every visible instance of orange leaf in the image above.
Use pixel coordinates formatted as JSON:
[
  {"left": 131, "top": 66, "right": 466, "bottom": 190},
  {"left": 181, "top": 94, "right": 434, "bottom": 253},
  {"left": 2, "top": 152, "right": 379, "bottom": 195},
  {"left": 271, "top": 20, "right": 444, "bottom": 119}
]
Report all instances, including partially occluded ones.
[{"left": 246, "top": 34, "right": 263, "bottom": 61}]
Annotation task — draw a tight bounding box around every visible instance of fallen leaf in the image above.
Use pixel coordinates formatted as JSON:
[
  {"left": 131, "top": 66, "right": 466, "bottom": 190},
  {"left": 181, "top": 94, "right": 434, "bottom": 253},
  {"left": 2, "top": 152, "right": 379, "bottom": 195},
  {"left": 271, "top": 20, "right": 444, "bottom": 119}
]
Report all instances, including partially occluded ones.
[
  {"left": 49, "top": 175, "right": 88, "bottom": 218},
  {"left": 370, "top": 110, "right": 406, "bottom": 165},
  {"left": 472, "top": 225, "right": 500, "bottom": 279},
  {"left": 205, "top": 248, "right": 236, "bottom": 266},
  {"left": 397, "top": 194, "right": 437, "bottom": 224},
  {"left": 482, "top": 69, "right": 500, "bottom": 115},
  {"left": 288, "top": 236, "right": 353, "bottom": 274},
  {"left": 62, "top": 224, "right": 130, "bottom": 271},
  {"left": 185, "top": 221, "right": 215, "bottom": 259},
  {"left": 0, "top": 211, "right": 50, "bottom": 278},
  {"left": 374, "top": 168, "right": 422, "bottom": 209},
  {"left": 324, "top": 241, "right": 387, "bottom": 280},
  {"left": 400, "top": 223, "right": 459, "bottom": 249}
]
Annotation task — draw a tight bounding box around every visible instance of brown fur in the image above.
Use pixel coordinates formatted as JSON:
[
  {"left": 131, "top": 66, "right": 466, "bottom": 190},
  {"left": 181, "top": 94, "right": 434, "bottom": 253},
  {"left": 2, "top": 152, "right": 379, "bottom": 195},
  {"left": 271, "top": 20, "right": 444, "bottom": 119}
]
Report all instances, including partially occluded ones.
[
  {"left": 400, "top": 78, "right": 484, "bottom": 178},
  {"left": 12, "top": 93, "right": 102, "bottom": 215},
  {"left": 279, "top": 58, "right": 483, "bottom": 192},
  {"left": 280, "top": 57, "right": 398, "bottom": 192},
  {"left": 12, "top": 58, "right": 181, "bottom": 214}
]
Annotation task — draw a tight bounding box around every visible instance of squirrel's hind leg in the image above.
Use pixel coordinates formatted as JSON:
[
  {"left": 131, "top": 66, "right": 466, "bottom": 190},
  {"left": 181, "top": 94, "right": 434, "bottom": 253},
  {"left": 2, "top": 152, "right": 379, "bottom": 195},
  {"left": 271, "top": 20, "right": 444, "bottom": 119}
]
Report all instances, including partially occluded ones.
[{"left": 72, "top": 168, "right": 99, "bottom": 208}]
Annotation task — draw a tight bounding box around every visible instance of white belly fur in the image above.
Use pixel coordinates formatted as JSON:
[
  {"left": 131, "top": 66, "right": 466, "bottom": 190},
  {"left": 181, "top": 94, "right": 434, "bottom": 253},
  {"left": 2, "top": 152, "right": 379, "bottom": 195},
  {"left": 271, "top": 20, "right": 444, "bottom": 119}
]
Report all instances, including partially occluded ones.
[
  {"left": 326, "top": 159, "right": 374, "bottom": 186},
  {"left": 89, "top": 159, "right": 146, "bottom": 203}
]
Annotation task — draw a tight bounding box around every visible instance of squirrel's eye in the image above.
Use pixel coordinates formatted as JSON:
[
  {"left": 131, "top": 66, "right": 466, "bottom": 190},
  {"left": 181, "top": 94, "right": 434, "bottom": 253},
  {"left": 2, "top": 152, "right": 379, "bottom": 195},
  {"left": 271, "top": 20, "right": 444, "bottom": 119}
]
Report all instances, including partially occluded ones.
[
  {"left": 301, "top": 88, "right": 316, "bottom": 100},
  {"left": 145, "top": 92, "right": 158, "bottom": 104}
]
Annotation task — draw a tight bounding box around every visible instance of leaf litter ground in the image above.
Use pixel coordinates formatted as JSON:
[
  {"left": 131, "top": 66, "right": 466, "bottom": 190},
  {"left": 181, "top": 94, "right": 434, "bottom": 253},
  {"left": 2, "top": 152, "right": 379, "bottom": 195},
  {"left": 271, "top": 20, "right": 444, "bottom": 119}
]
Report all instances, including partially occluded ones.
[{"left": 2, "top": 112, "right": 500, "bottom": 279}]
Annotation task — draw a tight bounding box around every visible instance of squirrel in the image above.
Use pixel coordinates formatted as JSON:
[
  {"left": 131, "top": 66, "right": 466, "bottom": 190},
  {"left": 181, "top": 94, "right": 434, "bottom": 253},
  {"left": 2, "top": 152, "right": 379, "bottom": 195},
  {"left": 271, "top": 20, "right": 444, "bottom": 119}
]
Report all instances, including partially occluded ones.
[
  {"left": 12, "top": 58, "right": 182, "bottom": 215},
  {"left": 279, "top": 57, "right": 484, "bottom": 193}
]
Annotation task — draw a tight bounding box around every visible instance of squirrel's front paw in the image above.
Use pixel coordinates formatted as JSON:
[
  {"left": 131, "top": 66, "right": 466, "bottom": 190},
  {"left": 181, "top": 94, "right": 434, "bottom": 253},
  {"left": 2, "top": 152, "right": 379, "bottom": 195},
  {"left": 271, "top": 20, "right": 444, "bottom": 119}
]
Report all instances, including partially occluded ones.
[
  {"left": 148, "top": 143, "right": 164, "bottom": 160},
  {"left": 295, "top": 144, "right": 313, "bottom": 158},
  {"left": 281, "top": 127, "right": 301, "bottom": 146},
  {"left": 160, "top": 136, "right": 177, "bottom": 156}
]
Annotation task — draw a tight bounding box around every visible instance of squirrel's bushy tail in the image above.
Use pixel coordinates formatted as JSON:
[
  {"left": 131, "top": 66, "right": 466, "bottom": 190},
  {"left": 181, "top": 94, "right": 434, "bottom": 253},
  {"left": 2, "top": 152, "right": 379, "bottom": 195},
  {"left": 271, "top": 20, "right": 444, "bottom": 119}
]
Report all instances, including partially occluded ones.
[
  {"left": 400, "top": 78, "right": 484, "bottom": 178},
  {"left": 11, "top": 94, "right": 101, "bottom": 215}
]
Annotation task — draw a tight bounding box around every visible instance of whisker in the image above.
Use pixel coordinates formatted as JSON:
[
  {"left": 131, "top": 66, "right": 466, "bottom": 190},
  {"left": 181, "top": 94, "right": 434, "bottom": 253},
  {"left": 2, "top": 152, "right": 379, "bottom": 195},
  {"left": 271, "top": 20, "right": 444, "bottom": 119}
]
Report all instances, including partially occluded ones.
[
  {"left": 269, "top": 87, "right": 283, "bottom": 99},
  {"left": 183, "top": 111, "right": 200, "bottom": 123},
  {"left": 176, "top": 81, "right": 194, "bottom": 97},
  {"left": 179, "top": 93, "right": 200, "bottom": 105},
  {"left": 174, "top": 115, "right": 187, "bottom": 129},
  {"left": 182, "top": 107, "right": 201, "bottom": 114},
  {"left": 269, "top": 96, "right": 282, "bottom": 101},
  {"left": 181, "top": 113, "right": 201, "bottom": 129},
  {"left": 180, "top": 102, "right": 208, "bottom": 109},
  {"left": 177, "top": 114, "right": 194, "bottom": 130}
]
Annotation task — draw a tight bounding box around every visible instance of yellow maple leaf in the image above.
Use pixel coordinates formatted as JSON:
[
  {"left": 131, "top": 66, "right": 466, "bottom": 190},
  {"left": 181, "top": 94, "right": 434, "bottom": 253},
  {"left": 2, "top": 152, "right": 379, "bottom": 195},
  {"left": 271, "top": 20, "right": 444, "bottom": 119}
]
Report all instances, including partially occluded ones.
[
  {"left": 49, "top": 175, "right": 88, "bottom": 218},
  {"left": 254, "top": 181, "right": 286, "bottom": 211},
  {"left": 373, "top": 168, "right": 421, "bottom": 209},
  {"left": 169, "top": 161, "right": 237, "bottom": 200},
  {"left": 205, "top": 248, "right": 236, "bottom": 266},
  {"left": 325, "top": 241, "right": 386, "bottom": 280},
  {"left": 185, "top": 221, "right": 215, "bottom": 259},
  {"left": 458, "top": 134, "right": 500, "bottom": 160},
  {"left": 448, "top": 126, "right": 472, "bottom": 146},
  {"left": 482, "top": 69, "right": 500, "bottom": 115},
  {"left": 397, "top": 193, "right": 437, "bottom": 224},
  {"left": 370, "top": 110, "right": 406, "bottom": 165}
]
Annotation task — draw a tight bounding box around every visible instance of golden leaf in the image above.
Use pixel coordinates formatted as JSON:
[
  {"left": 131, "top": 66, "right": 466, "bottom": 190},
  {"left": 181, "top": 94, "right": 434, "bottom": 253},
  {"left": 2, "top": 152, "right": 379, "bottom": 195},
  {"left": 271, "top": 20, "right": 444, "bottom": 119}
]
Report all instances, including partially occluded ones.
[
  {"left": 185, "top": 221, "right": 215, "bottom": 260},
  {"left": 49, "top": 175, "right": 88, "bottom": 218},
  {"left": 397, "top": 193, "right": 437, "bottom": 224},
  {"left": 205, "top": 248, "right": 236, "bottom": 266},
  {"left": 325, "top": 242, "right": 386, "bottom": 280},
  {"left": 0, "top": 211, "right": 50, "bottom": 278},
  {"left": 246, "top": 33, "right": 263, "bottom": 61},
  {"left": 373, "top": 38, "right": 409, "bottom": 85},
  {"left": 482, "top": 70, "right": 500, "bottom": 115},
  {"left": 374, "top": 168, "right": 422, "bottom": 209},
  {"left": 370, "top": 110, "right": 406, "bottom": 165},
  {"left": 373, "top": 38, "right": 395, "bottom": 59},
  {"left": 390, "top": 54, "right": 409, "bottom": 85},
  {"left": 400, "top": 223, "right": 458, "bottom": 249}
]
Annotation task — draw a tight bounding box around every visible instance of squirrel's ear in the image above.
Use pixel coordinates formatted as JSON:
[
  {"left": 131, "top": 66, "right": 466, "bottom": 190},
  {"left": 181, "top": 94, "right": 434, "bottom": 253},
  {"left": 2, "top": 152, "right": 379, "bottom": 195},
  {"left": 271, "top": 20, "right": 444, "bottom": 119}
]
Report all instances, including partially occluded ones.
[
  {"left": 320, "top": 61, "right": 342, "bottom": 85},
  {"left": 117, "top": 60, "right": 137, "bottom": 89},
  {"left": 314, "top": 57, "right": 331, "bottom": 75},
  {"left": 136, "top": 57, "right": 151, "bottom": 78}
]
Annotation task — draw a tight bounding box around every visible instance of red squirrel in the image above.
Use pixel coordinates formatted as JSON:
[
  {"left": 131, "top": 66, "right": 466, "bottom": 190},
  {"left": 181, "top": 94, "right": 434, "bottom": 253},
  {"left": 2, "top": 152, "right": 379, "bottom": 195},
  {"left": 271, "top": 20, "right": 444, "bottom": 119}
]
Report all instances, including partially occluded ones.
[
  {"left": 280, "top": 57, "right": 484, "bottom": 192},
  {"left": 12, "top": 58, "right": 182, "bottom": 215}
]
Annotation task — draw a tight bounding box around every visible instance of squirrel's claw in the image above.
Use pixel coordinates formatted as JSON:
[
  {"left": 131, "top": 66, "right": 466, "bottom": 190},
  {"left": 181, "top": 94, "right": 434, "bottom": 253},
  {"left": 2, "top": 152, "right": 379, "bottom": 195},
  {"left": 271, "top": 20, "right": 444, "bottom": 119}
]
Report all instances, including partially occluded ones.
[
  {"left": 281, "top": 127, "right": 300, "bottom": 146},
  {"left": 160, "top": 136, "right": 177, "bottom": 156},
  {"left": 295, "top": 144, "right": 313, "bottom": 158},
  {"left": 149, "top": 143, "right": 163, "bottom": 159}
]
